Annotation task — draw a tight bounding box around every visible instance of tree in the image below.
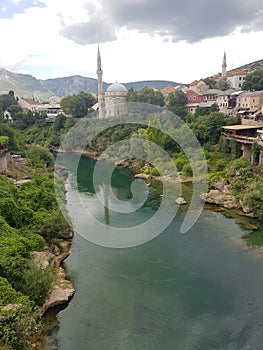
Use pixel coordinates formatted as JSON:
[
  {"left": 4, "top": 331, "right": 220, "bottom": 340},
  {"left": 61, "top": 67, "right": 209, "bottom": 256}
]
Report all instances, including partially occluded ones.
[
  {"left": 166, "top": 90, "right": 187, "bottom": 117},
  {"left": 60, "top": 91, "right": 97, "bottom": 117},
  {"left": 126, "top": 87, "right": 165, "bottom": 107},
  {"left": 203, "top": 77, "right": 217, "bottom": 89},
  {"left": 0, "top": 136, "right": 9, "bottom": 149},
  {"left": 191, "top": 112, "right": 238, "bottom": 145},
  {"left": 215, "top": 79, "right": 231, "bottom": 91},
  {"left": 195, "top": 103, "right": 219, "bottom": 118},
  {"left": 26, "top": 145, "right": 54, "bottom": 167},
  {"left": 0, "top": 93, "right": 18, "bottom": 112},
  {"left": 242, "top": 69, "right": 263, "bottom": 91},
  {"left": 53, "top": 114, "right": 66, "bottom": 132}
]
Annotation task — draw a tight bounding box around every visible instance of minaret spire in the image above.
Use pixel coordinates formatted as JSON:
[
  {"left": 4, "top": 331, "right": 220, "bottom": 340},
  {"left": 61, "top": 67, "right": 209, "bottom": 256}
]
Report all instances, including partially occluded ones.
[
  {"left": 97, "top": 46, "right": 105, "bottom": 118},
  {"left": 222, "top": 51, "right": 227, "bottom": 77}
]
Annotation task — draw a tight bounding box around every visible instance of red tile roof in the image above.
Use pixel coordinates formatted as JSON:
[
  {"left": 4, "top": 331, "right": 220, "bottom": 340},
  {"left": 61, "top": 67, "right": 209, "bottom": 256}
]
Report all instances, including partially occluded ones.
[
  {"left": 161, "top": 85, "right": 175, "bottom": 94},
  {"left": 22, "top": 98, "right": 41, "bottom": 105},
  {"left": 227, "top": 71, "right": 249, "bottom": 77}
]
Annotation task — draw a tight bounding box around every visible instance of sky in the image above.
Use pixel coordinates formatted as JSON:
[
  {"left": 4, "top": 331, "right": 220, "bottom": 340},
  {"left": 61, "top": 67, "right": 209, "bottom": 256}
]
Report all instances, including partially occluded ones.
[{"left": 0, "top": 0, "right": 263, "bottom": 84}]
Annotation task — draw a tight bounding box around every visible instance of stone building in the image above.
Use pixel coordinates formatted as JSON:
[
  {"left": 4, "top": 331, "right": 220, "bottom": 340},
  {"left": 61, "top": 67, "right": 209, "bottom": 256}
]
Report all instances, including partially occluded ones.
[{"left": 96, "top": 47, "right": 128, "bottom": 118}]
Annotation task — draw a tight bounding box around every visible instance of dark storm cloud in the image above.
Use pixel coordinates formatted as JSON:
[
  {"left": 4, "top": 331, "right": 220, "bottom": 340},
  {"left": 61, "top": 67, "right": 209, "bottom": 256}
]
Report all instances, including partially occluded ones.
[{"left": 60, "top": 0, "right": 263, "bottom": 44}]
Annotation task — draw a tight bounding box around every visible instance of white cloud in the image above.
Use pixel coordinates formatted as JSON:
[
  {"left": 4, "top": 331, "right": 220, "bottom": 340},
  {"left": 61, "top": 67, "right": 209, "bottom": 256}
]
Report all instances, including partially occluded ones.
[{"left": 0, "top": 0, "right": 262, "bottom": 85}]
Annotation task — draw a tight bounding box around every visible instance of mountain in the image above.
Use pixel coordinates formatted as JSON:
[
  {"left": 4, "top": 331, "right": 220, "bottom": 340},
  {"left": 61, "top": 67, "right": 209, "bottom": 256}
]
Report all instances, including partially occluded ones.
[
  {"left": 41, "top": 75, "right": 108, "bottom": 97},
  {"left": 0, "top": 68, "right": 53, "bottom": 101},
  {"left": 123, "top": 80, "right": 181, "bottom": 91},
  {"left": 0, "top": 68, "right": 182, "bottom": 101}
]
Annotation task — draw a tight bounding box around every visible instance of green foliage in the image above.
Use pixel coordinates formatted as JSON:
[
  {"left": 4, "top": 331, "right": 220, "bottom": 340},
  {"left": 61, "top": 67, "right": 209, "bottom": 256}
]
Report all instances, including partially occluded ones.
[
  {"left": 215, "top": 79, "right": 231, "bottom": 91},
  {"left": 0, "top": 136, "right": 8, "bottom": 148},
  {"left": 0, "top": 93, "right": 18, "bottom": 112},
  {"left": 194, "top": 103, "right": 219, "bottom": 118},
  {"left": 217, "top": 135, "right": 228, "bottom": 153},
  {"left": 0, "top": 123, "right": 25, "bottom": 153},
  {"left": 190, "top": 112, "right": 238, "bottom": 145},
  {"left": 149, "top": 167, "right": 160, "bottom": 176},
  {"left": 26, "top": 145, "right": 54, "bottom": 167},
  {"left": 242, "top": 69, "right": 263, "bottom": 91},
  {"left": 60, "top": 91, "right": 97, "bottom": 117},
  {"left": 203, "top": 78, "right": 217, "bottom": 89},
  {"left": 126, "top": 87, "right": 165, "bottom": 107},
  {"left": 182, "top": 163, "right": 193, "bottom": 177},
  {"left": 166, "top": 90, "right": 187, "bottom": 117},
  {"left": 243, "top": 181, "right": 263, "bottom": 220},
  {"left": 20, "top": 262, "right": 54, "bottom": 305},
  {"left": 0, "top": 277, "right": 36, "bottom": 350},
  {"left": 229, "top": 139, "right": 241, "bottom": 158},
  {"left": 0, "top": 168, "right": 70, "bottom": 348},
  {"left": 251, "top": 141, "right": 261, "bottom": 165}
]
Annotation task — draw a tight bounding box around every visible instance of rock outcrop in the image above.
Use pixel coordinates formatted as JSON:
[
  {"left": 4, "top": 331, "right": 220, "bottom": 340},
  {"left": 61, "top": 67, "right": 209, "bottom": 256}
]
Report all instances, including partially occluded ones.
[{"left": 201, "top": 180, "right": 238, "bottom": 209}]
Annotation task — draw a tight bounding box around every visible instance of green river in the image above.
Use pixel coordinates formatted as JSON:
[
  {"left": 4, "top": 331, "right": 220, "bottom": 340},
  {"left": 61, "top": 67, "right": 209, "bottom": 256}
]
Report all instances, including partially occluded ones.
[{"left": 43, "top": 155, "right": 263, "bottom": 350}]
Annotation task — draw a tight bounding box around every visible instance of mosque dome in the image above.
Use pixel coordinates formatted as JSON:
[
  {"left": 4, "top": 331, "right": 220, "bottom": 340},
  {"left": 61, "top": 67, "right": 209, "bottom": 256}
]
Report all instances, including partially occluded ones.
[{"left": 107, "top": 82, "right": 127, "bottom": 92}]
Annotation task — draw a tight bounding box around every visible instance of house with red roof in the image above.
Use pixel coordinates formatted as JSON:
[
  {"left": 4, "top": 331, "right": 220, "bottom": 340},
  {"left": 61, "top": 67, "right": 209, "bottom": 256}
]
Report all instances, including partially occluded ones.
[{"left": 226, "top": 71, "right": 249, "bottom": 90}]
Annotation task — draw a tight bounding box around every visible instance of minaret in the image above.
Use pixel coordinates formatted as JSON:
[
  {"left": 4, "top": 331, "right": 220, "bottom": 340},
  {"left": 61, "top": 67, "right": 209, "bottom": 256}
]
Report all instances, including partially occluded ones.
[
  {"left": 97, "top": 46, "right": 105, "bottom": 118},
  {"left": 222, "top": 51, "right": 227, "bottom": 77}
]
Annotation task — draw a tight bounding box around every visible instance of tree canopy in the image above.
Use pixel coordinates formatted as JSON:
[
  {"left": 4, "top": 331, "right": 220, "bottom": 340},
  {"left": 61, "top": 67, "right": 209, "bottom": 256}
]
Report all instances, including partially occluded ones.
[
  {"left": 242, "top": 69, "right": 263, "bottom": 91},
  {"left": 60, "top": 91, "right": 97, "bottom": 117},
  {"left": 126, "top": 87, "right": 165, "bottom": 107},
  {"left": 166, "top": 90, "right": 188, "bottom": 117}
]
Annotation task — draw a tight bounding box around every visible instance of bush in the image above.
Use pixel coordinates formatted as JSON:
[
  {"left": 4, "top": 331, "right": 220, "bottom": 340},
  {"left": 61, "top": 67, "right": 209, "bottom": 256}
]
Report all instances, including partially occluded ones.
[
  {"left": 182, "top": 163, "right": 193, "bottom": 177},
  {"left": 149, "top": 167, "right": 160, "bottom": 176}
]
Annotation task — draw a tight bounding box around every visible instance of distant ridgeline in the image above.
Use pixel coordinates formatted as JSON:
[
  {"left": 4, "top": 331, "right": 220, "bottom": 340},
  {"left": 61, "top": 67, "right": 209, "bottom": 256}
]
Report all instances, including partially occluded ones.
[{"left": 0, "top": 68, "right": 182, "bottom": 101}]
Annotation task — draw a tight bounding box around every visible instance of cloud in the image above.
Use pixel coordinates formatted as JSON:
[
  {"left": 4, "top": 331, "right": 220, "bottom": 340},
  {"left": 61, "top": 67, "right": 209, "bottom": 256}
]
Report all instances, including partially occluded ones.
[
  {"left": 59, "top": 0, "right": 263, "bottom": 44},
  {"left": 60, "top": 14, "right": 117, "bottom": 44}
]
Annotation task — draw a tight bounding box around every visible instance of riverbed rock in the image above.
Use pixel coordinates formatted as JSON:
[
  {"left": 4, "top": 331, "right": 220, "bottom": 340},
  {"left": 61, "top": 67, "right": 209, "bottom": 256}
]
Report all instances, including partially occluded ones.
[
  {"left": 175, "top": 197, "right": 187, "bottom": 205},
  {"left": 41, "top": 266, "right": 75, "bottom": 314},
  {"left": 203, "top": 189, "right": 238, "bottom": 209}
]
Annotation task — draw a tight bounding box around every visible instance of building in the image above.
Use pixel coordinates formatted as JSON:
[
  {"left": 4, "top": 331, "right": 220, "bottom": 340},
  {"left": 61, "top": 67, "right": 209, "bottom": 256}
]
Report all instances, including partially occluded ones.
[
  {"left": 18, "top": 98, "right": 42, "bottom": 112},
  {"left": 226, "top": 71, "right": 249, "bottom": 90},
  {"left": 216, "top": 89, "right": 236, "bottom": 114},
  {"left": 222, "top": 124, "right": 263, "bottom": 164},
  {"left": 185, "top": 89, "right": 204, "bottom": 114},
  {"left": 160, "top": 85, "right": 176, "bottom": 98},
  {"left": 104, "top": 82, "right": 128, "bottom": 118},
  {"left": 96, "top": 47, "right": 128, "bottom": 118}
]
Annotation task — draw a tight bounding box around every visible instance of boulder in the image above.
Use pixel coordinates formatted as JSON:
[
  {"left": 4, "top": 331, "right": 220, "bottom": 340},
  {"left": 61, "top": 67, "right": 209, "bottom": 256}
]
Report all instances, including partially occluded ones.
[{"left": 175, "top": 197, "right": 187, "bottom": 205}]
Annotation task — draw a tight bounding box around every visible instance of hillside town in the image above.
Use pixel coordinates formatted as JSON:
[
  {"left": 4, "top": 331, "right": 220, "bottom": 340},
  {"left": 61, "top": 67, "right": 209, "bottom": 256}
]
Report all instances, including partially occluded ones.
[{"left": 1, "top": 50, "right": 263, "bottom": 166}]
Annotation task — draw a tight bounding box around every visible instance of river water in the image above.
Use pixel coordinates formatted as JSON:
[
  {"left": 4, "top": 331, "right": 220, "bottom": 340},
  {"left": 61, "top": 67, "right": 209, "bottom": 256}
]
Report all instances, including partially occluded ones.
[{"left": 44, "top": 155, "right": 263, "bottom": 350}]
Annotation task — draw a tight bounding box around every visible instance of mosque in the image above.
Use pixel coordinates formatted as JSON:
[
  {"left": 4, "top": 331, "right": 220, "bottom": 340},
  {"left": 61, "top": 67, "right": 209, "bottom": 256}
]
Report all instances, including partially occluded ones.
[{"left": 97, "top": 47, "right": 128, "bottom": 118}]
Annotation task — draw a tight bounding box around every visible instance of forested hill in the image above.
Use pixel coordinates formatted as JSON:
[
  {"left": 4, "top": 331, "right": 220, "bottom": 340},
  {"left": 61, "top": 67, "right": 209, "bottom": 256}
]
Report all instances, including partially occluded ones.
[
  {"left": 228, "top": 58, "right": 263, "bottom": 73},
  {"left": 0, "top": 68, "right": 182, "bottom": 100}
]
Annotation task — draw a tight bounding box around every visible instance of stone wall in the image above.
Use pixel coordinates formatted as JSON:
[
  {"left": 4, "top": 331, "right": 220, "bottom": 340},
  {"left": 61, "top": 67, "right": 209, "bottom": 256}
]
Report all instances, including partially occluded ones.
[{"left": 0, "top": 153, "right": 7, "bottom": 173}]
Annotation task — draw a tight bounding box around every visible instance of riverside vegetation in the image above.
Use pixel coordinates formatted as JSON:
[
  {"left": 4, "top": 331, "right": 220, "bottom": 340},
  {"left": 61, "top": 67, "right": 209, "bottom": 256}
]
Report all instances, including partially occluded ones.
[
  {"left": 1, "top": 88, "right": 263, "bottom": 348},
  {"left": 0, "top": 92, "right": 72, "bottom": 349}
]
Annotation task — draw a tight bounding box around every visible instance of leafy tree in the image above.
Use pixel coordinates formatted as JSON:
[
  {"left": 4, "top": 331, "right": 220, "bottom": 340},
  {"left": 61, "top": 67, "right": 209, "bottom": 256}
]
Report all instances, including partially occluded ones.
[
  {"left": 126, "top": 87, "right": 165, "bottom": 107},
  {"left": 167, "top": 90, "right": 188, "bottom": 117},
  {"left": 203, "top": 77, "right": 217, "bottom": 89},
  {"left": 243, "top": 181, "right": 263, "bottom": 219},
  {"left": 242, "top": 69, "right": 263, "bottom": 91},
  {"left": 0, "top": 93, "right": 18, "bottom": 112},
  {"left": 0, "top": 136, "right": 8, "bottom": 148},
  {"left": 195, "top": 103, "right": 219, "bottom": 118},
  {"left": 26, "top": 145, "right": 54, "bottom": 167},
  {"left": 53, "top": 113, "right": 66, "bottom": 132},
  {"left": 61, "top": 91, "right": 97, "bottom": 117},
  {"left": 191, "top": 112, "right": 238, "bottom": 144},
  {"left": 215, "top": 79, "right": 231, "bottom": 91}
]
